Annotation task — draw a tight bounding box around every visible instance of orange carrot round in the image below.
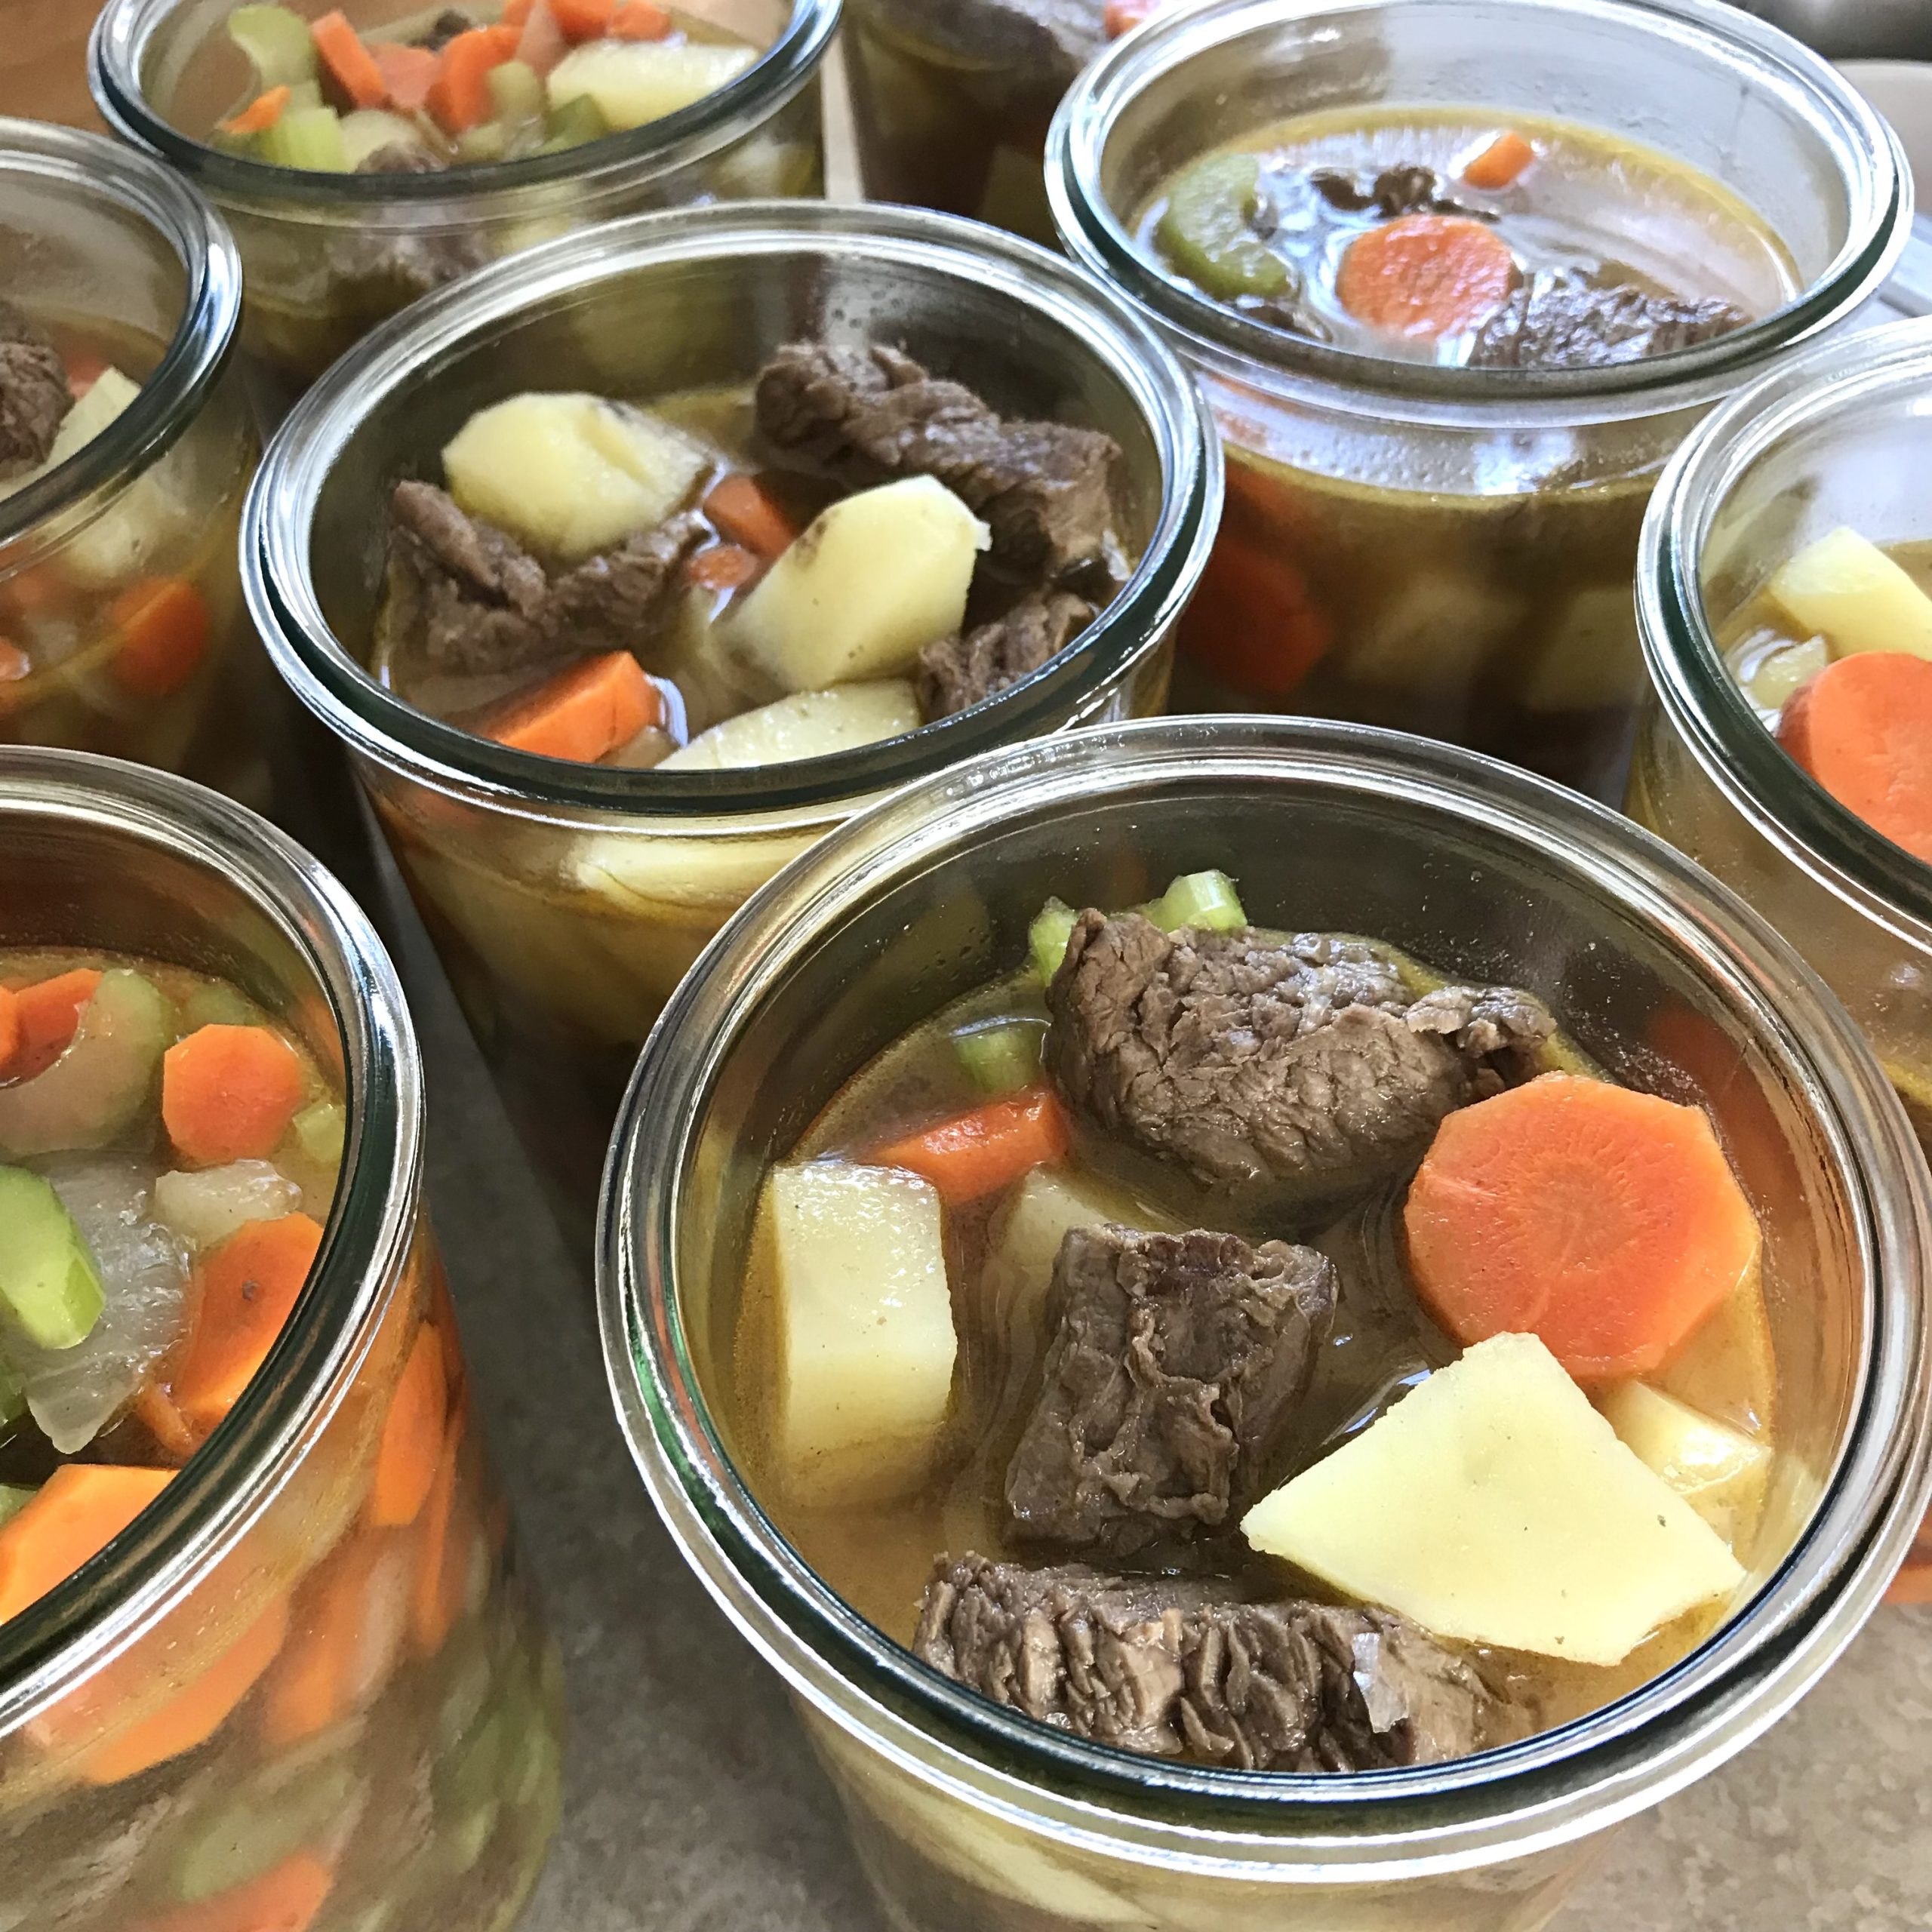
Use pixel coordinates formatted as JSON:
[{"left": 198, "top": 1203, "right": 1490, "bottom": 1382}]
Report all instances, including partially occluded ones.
[
  {"left": 686, "top": 543, "right": 761, "bottom": 592},
  {"left": 875, "top": 1086, "right": 1070, "bottom": 1204},
  {"left": 427, "top": 25, "right": 516, "bottom": 134},
  {"left": 0, "top": 638, "right": 28, "bottom": 686},
  {"left": 111, "top": 577, "right": 212, "bottom": 700},
  {"left": 261, "top": 1534, "right": 411, "bottom": 1749},
  {"left": 134, "top": 1382, "right": 197, "bottom": 1464},
  {"left": 175, "top": 1214, "right": 326, "bottom": 1438},
  {"left": 1181, "top": 534, "right": 1333, "bottom": 698},
  {"left": 162, "top": 1023, "right": 306, "bottom": 1167},
  {"left": 1335, "top": 214, "right": 1516, "bottom": 341},
  {"left": 703, "top": 475, "right": 800, "bottom": 559},
  {"left": 611, "top": 0, "right": 672, "bottom": 37},
  {"left": 1462, "top": 130, "right": 1536, "bottom": 191},
  {"left": 134, "top": 1849, "right": 333, "bottom": 1932},
  {"left": 370, "top": 1326, "right": 449, "bottom": 1528},
  {"left": 220, "top": 85, "right": 291, "bottom": 137},
  {"left": 550, "top": 0, "right": 615, "bottom": 38},
  {"left": 5, "top": 968, "right": 102, "bottom": 1082},
  {"left": 1404, "top": 1072, "right": 1761, "bottom": 1382},
  {"left": 0, "top": 1466, "right": 174, "bottom": 1623},
  {"left": 371, "top": 41, "right": 440, "bottom": 112},
  {"left": 311, "top": 9, "right": 389, "bottom": 109},
  {"left": 1778, "top": 651, "right": 1932, "bottom": 865},
  {"left": 486, "top": 650, "right": 662, "bottom": 762},
  {"left": 1104, "top": 0, "right": 1167, "bottom": 32}
]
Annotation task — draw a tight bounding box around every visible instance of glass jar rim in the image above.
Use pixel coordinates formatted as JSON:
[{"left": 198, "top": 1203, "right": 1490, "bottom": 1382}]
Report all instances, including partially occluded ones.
[
  {"left": 598, "top": 717, "right": 1932, "bottom": 1875},
  {"left": 0, "top": 751, "right": 423, "bottom": 1735},
  {"left": 0, "top": 118, "right": 242, "bottom": 565},
  {"left": 246, "top": 198, "right": 1223, "bottom": 822},
  {"left": 1638, "top": 317, "right": 1932, "bottom": 947},
  {"left": 90, "top": 0, "right": 841, "bottom": 211},
  {"left": 1048, "top": 0, "right": 1912, "bottom": 416}
]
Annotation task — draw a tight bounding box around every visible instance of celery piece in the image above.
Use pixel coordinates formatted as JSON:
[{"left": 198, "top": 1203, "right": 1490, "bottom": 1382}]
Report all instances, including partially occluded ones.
[
  {"left": 181, "top": 983, "right": 260, "bottom": 1033},
  {"left": 0, "top": 1169, "right": 106, "bottom": 1351},
  {"left": 457, "top": 122, "right": 509, "bottom": 164},
  {"left": 293, "top": 1100, "right": 346, "bottom": 1168},
  {"left": 488, "top": 58, "right": 546, "bottom": 126},
  {"left": 226, "top": 5, "right": 319, "bottom": 90},
  {"left": 260, "top": 104, "right": 349, "bottom": 173},
  {"left": 953, "top": 1020, "right": 1045, "bottom": 1096},
  {"left": 0, "top": 971, "right": 171, "bottom": 1160},
  {"left": 1156, "top": 152, "right": 1293, "bottom": 302},
  {"left": 540, "top": 94, "right": 610, "bottom": 152},
  {"left": 1029, "top": 898, "right": 1078, "bottom": 985},
  {"left": 171, "top": 1755, "right": 361, "bottom": 1906},
  {"left": 339, "top": 107, "right": 429, "bottom": 171},
  {"left": 1146, "top": 869, "right": 1247, "bottom": 934},
  {"left": 0, "top": 1483, "right": 31, "bottom": 1527},
  {"left": 0, "top": 1351, "right": 24, "bottom": 1432}
]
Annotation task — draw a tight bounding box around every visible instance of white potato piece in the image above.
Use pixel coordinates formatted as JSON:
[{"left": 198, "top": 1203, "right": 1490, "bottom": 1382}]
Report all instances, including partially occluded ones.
[
  {"left": 758, "top": 1161, "right": 958, "bottom": 1505},
  {"left": 731, "top": 477, "right": 990, "bottom": 692},
  {"left": 47, "top": 367, "right": 142, "bottom": 471},
  {"left": 546, "top": 39, "right": 756, "bottom": 129},
  {"left": 986, "top": 1167, "right": 1178, "bottom": 1341},
  {"left": 1598, "top": 1380, "right": 1772, "bottom": 1551},
  {"left": 442, "top": 392, "right": 707, "bottom": 561},
  {"left": 1767, "top": 525, "right": 1932, "bottom": 661},
  {"left": 1241, "top": 1332, "right": 1745, "bottom": 1666},
  {"left": 662, "top": 680, "right": 921, "bottom": 770},
  {"left": 338, "top": 109, "right": 429, "bottom": 170}
]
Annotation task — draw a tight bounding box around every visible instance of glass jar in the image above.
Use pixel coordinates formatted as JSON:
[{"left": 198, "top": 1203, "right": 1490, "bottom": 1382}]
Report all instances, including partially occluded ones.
[
  {"left": 91, "top": 0, "right": 839, "bottom": 416},
  {"left": 600, "top": 715, "right": 1932, "bottom": 1932},
  {"left": 0, "top": 120, "right": 274, "bottom": 809},
  {"left": 1629, "top": 316, "right": 1932, "bottom": 1604},
  {"left": 246, "top": 198, "right": 1223, "bottom": 1249},
  {"left": 1049, "top": 0, "right": 1911, "bottom": 799},
  {"left": 0, "top": 748, "right": 562, "bottom": 1932}
]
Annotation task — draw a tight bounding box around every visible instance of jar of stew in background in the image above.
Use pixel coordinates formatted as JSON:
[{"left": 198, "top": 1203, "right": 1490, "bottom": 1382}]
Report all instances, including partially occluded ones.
[
  {"left": 1050, "top": 0, "right": 1910, "bottom": 799},
  {"left": 0, "top": 749, "right": 562, "bottom": 1932}
]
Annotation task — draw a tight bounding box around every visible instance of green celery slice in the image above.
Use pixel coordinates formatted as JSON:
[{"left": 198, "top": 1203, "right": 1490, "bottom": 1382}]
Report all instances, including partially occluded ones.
[
  {"left": 260, "top": 104, "right": 349, "bottom": 173},
  {"left": 0, "top": 1483, "right": 32, "bottom": 1527},
  {"left": 953, "top": 1020, "right": 1045, "bottom": 1096},
  {"left": 1156, "top": 152, "right": 1294, "bottom": 302},
  {"left": 1145, "top": 869, "right": 1247, "bottom": 934},
  {"left": 226, "top": 5, "right": 319, "bottom": 90},
  {"left": 1029, "top": 899, "right": 1078, "bottom": 986},
  {"left": 0, "top": 971, "right": 170, "bottom": 1159},
  {"left": 293, "top": 1100, "right": 346, "bottom": 1168},
  {"left": 488, "top": 59, "right": 546, "bottom": 125},
  {"left": 0, "top": 1167, "right": 106, "bottom": 1350},
  {"left": 541, "top": 94, "right": 609, "bottom": 151}
]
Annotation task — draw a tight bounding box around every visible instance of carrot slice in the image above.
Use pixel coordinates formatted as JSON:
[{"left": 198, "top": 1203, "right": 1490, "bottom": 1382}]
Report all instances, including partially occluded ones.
[
  {"left": 261, "top": 1533, "right": 411, "bottom": 1749},
  {"left": 611, "top": 0, "right": 672, "bottom": 35},
  {"left": 371, "top": 1327, "right": 448, "bottom": 1528},
  {"left": 485, "top": 651, "right": 662, "bottom": 762},
  {"left": 311, "top": 9, "right": 389, "bottom": 109},
  {"left": 134, "top": 1383, "right": 198, "bottom": 1464},
  {"left": 0, "top": 1466, "right": 173, "bottom": 1623},
  {"left": 162, "top": 1023, "right": 307, "bottom": 1167},
  {"left": 409, "top": 1413, "right": 470, "bottom": 1656},
  {"left": 174, "top": 1215, "right": 326, "bottom": 1438},
  {"left": 111, "top": 577, "right": 213, "bottom": 700},
  {"left": 1180, "top": 534, "right": 1333, "bottom": 699},
  {"left": 4, "top": 968, "right": 103, "bottom": 1083},
  {"left": 220, "top": 85, "right": 291, "bottom": 137},
  {"left": 550, "top": 0, "right": 614, "bottom": 38},
  {"left": 502, "top": 0, "right": 536, "bottom": 23},
  {"left": 0, "top": 638, "right": 28, "bottom": 685},
  {"left": 0, "top": 986, "right": 17, "bottom": 1071},
  {"left": 134, "top": 1850, "right": 334, "bottom": 1932},
  {"left": 875, "top": 1086, "right": 1071, "bottom": 1204},
  {"left": 1404, "top": 1072, "right": 1762, "bottom": 1382},
  {"left": 703, "top": 475, "right": 799, "bottom": 560},
  {"left": 62, "top": 348, "right": 109, "bottom": 401},
  {"left": 1335, "top": 214, "right": 1517, "bottom": 340},
  {"left": 686, "top": 543, "right": 761, "bottom": 592},
  {"left": 1778, "top": 651, "right": 1932, "bottom": 865},
  {"left": 1462, "top": 130, "right": 1536, "bottom": 191},
  {"left": 372, "top": 41, "right": 439, "bottom": 111},
  {"left": 428, "top": 24, "right": 517, "bottom": 132},
  {"left": 1103, "top": 0, "right": 1165, "bottom": 32}
]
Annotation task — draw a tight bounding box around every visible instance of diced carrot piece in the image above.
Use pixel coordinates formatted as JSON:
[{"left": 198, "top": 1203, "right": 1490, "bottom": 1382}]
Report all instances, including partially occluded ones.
[
  {"left": 875, "top": 1086, "right": 1071, "bottom": 1204},
  {"left": 1779, "top": 652, "right": 1932, "bottom": 865},
  {"left": 409, "top": 1414, "right": 471, "bottom": 1656},
  {"left": 0, "top": 638, "right": 29, "bottom": 688},
  {"left": 502, "top": 0, "right": 536, "bottom": 23},
  {"left": 703, "top": 475, "right": 799, "bottom": 560},
  {"left": 0, "top": 1466, "right": 174, "bottom": 1623},
  {"left": 430, "top": 1261, "right": 467, "bottom": 1403},
  {"left": 260, "top": 1532, "right": 411, "bottom": 1749},
  {"left": 0, "top": 986, "right": 16, "bottom": 1069},
  {"left": 1463, "top": 130, "right": 1537, "bottom": 191},
  {"left": 1180, "top": 534, "right": 1333, "bottom": 699},
  {"left": 550, "top": 0, "right": 614, "bottom": 38},
  {"left": 485, "top": 651, "right": 662, "bottom": 762},
  {"left": 371, "top": 1327, "right": 448, "bottom": 1528},
  {"left": 162, "top": 1023, "right": 306, "bottom": 1167},
  {"left": 174, "top": 1215, "right": 327, "bottom": 1438},
  {"left": 1104, "top": 0, "right": 1166, "bottom": 33},
  {"left": 1403, "top": 1072, "right": 1763, "bottom": 1383},
  {"left": 611, "top": 0, "right": 672, "bottom": 36},
  {"left": 685, "top": 543, "right": 761, "bottom": 592},
  {"left": 1888, "top": 1564, "right": 1932, "bottom": 1606},
  {"left": 111, "top": 577, "right": 212, "bottom": 700},
  {"left": 426, "top": 26, "right": 515, "bottom": 134},
  {"left": 1335, "top": 214, "right": 1517, "bottom": 340},
  {"left": 134, "top": 1850, "right": 334, "bottom": 1932},
  {"left": 311, "top": 9, "right": 390, "bottom": 109},
  {"left": 134, "top": 1383, "right": 198, "bottom": 1464},
  {"left": 371, "top": 41, "right": 440, "bottom": 112},
  {"left": 4, "top": 968, "right": 103, "bottom": 1083},
  {"left": 514, "top": 0, "right": 568, "bottom": 72},
  {"left": 62, "top": 347, "right": 109, "bottom": 401},
  {"left": 220, "top": 85, "right": 292, "bottom": 136}
]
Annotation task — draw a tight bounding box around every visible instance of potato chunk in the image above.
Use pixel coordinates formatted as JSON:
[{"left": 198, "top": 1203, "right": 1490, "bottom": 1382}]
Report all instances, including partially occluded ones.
[
  {"left": 661, "top": 681, "right": 921, "bottom": 770},
  {"left": 1767, "top": 525, "right": 1932, "bottom": 661},
  {"left": 1598, "top": 1380, "right": 1771, "bottom": 1551},
  {"left": 546, "top": 40, "right": 757, "bottom": 129},
  {"left": 757, "top": 1162, "right": 958, "bottom": 1505},
  {"left": 442, "top": 392, "right": 707, "bottom": 561},
  {"left": 731, "top": 478, "right": 990, "bottom": 692},
  {"left": 1241, "top": 1332, "right": 1745, "bottom": 1665}
]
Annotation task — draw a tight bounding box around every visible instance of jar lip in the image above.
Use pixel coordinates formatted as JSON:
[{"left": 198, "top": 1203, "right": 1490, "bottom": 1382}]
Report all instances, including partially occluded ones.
[
  {"left": 0, "top": 750, "right": 422, "bottom": 1728},
  {"left": 599, "top": 718, "right": 1932, "bottom": 1863},
  {"left": 246, "top": 199, "right": 1223, "bottom": 821},
  {"left": 1637, "top": 316, "right": 1932, "bottom": 943},
  {"left": 90, "top": 0, "right": 841, "bottom": 211},
  {"left": 1048, "top": 0, "right": 1912, "bottom": 414},
  {"left": 0, "top": 118, "right": 242, "bottom": 561}
]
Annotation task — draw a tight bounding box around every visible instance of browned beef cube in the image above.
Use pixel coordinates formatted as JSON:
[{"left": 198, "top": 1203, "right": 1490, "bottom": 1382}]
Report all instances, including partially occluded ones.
[
  {"left": 1472, "top": 272, "right": 1746, "bottom": 370},
  {"left": 918, "top": 589, "right": 1094, "bottom": 721},
  {"left": 0, "top": 301, "right": 72, "bottom": 479}
]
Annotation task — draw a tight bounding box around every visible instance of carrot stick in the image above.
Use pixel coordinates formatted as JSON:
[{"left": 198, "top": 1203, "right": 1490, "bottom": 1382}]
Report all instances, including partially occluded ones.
[
  {"left": 260, "top": 1533, "right": 411, "bottom": 1749},
  {"left": 874, "top": 1086, "right": 1071, "bottom": 1204},
  {"left": 370, "top": 1327, "right": 448, "bottom": 1528},
  {"left": 1778, "top": 651, "right": 1932, "bottom": 864},
  {"left": 428, "top": 25, "right": 518, "bottom": 131},
  {"left": 1180, "top": 533, "right": 1333, "bottom": 699},
  {"left": 134, "top": 1851, "right": 334, "bottom": 1932},
  {"left": 409, "top": 1413, "right": 471, "bottom": 1657},
  {"left": 703, "top": 475, "right": 799, "bottom": 560},
  {"left": 162, "top": 1023, "right": 307, "bottom": 1167},
  {"left": 550, "top": 0, "right": 615, "bottom": 38},
  {"left": 611, "top": 0, "right": 672, "bottom": 37},
  {"left": 371, "top": 41, "right": 439, "bottom": 112},
  {"left": 1463, "top": 130, "right": 1536, "bottom": 191},
  {"left": 0, "top": 986, "right": 17, "bottom": 1072},
  {"left": 4, "top": 968, "right": 102, "bottom": 1082},
  {"left": 1104, "top": 0, "right": 1166, "bottom": 33},
  {"left": 134, "top": 1383, "right": 197, "bottom": 1464},
  {"left": 485, "top": 651, "right": 662, "bottom": 762},
  {"left": 110, "top": 577, "right": 212, "bottom": 700},
  {"left": 311, "top": 9, "right": 390, "bottom": 109},
  {"left": 502, "top": 0, "right": 536, "bottom": 23},
  {"left": 685, "top": 543, "right": 761, "bottom": 592},
  {"left": 1403, "top": 1072, "right": 1762, "bottom": 1382},
  {"left": 220, "top": 85, "right": 292, "bottom": 136},
  {"left": 174, "top": 1215, "right": 326, "bottom": 1438},
  {"left": 1335, "top": 214, "right": 1517, "bottom": 340},
  {"left": 0, "top": 1466, "right": 174, "bottom": 1622}
]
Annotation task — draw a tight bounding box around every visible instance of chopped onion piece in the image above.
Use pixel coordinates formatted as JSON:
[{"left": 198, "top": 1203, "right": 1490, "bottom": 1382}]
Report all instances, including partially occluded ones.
[{"left": 154, "top": 1160, "right": 301, "bottom": 1252}]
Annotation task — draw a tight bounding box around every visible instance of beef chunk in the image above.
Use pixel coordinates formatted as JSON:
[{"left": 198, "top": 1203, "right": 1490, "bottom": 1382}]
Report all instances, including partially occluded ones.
[
  {"left": 0, "top": 300, "right": 72, "bottom": 479},
  {"left": 918, "top": 589, "right": 1093, "bottom": 720},
  {"left": 354, "top": 143, "right": 444, "bottom": 177},
  {"left": 386, "top": 481, "right": 555, "bottom": 675},
  {"left": 331, "top": 149, "right": 487, "bottom": 318},
  {"left": 1308, "top": 165, "right": 1478, "bottom": 220},
  {"left": 1045, "top": 912, "right": 1553, "bottom": 1195},
  {"left": 546, "top": 512, "right": 706, "bottom": 655},
  {"left": 755, "top": 343, "right": 1121, "bottom": 576},
  {"left": 1006, "top": 1226, "right": 1336, "bottom": 1557},
  {"left": 1471, "top": 272, "right": 1746, "bottom": 371},
  {"left": 418, "top": 7, "right": 477, "bottom": 50},
  {"left": 915, "top": 1556, "right": 1505, "bottom": 1770},
  {"left": 888, "top": 0, "right": 1106, "bottom": 97}
]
